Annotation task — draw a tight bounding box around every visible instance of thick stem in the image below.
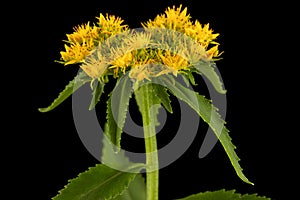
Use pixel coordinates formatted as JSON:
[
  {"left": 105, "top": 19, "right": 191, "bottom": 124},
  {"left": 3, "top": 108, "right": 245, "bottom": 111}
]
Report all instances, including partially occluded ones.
[
  {"left": 136, "top": 83, "right": 159, "bottom": 200},
  {"left": 144, "top": 123, "right": 159, "bottom": 200}
]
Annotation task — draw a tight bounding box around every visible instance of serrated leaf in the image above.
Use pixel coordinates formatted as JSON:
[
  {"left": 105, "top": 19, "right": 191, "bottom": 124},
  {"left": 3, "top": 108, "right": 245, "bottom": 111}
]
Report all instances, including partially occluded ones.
[
  {"left": 105, "top": 75, "right": 133, "bottom": 150},
  {"left": 193, "top": 60, "right": 226, "bottom": 94},
  {"left": 39, "top": 71, "right": 91, "bottom": 112},
  {"left": 176, "top": 189, "right": 271, "bottom": 200},
  {"left": 152, "top": 84, "right": 173, "bottom": 113},
  {"left": 101, "top": 135, "right": 146, "bottom": 200},
  {"left": 52, "top": 164, "right": 144, "bottom": 200},
  {"left": 182, "top": 70, "right": 197, "bottom": 87},
  {"left": 89, "top": 80, "right": 105, "bottom": 110},
  {"left": 160, "top": 75, "right": 253, "bottom": 185},
  {"left": 113, "top": 174, "right": 146, "bottom": 200}
]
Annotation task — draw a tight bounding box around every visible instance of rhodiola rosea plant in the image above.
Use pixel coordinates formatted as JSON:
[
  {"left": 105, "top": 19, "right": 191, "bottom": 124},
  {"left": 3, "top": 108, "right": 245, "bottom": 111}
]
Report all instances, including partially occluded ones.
[{"left": 39, "top": 5, "right": 270, "bottom": 200}]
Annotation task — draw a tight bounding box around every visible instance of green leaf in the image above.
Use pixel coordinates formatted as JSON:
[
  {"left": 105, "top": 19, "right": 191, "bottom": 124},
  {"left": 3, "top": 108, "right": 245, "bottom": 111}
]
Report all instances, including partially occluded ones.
[
  {"left": 105, "top": 75, "right": 133, "bottom": 150},
  {"left": 176, "top": 189, "right": 271, "bottom": 200},
  {"left": 152, "top": 84, "right": 173, "bottom": 113},
  {"left": 101, "top": 135, "right": 146, "bottom": 200},
  {"left": 193, "top": 60, "right": 226, "bottom": 94},
  {"left": 52, "top": 164, "right": 144, "bottom": 200},
  {"left": 160, "top": 75, "right": 253, "bottom": 185},
  {"left": 89, "top": 80, "right": 105, "bottom": 110},
  {"left": 113, "top": 174, "right": 146, "bottom": 200},
  {"left": 181, "top": 74, "right": 191, "bottom": 87},
  {"left": 181, "top": 69, "right": 197, "bottom": 87},
  {"left": 39, "top": 71, "right": 91, "bottom": 112}
]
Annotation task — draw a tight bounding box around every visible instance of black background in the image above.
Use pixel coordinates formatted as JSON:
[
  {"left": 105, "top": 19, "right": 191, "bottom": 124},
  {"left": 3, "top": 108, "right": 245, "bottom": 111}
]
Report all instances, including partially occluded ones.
[{"left": 5, "top": 0, "right": 297, "bottom": 199}]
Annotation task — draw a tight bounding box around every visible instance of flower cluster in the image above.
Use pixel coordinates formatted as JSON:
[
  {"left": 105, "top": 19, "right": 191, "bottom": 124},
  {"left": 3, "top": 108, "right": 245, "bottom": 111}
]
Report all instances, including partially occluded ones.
[
  {"left": 143, "top": 5, "right": 221, "bottom": 60},
  {"left": 59, "top": 5, "right": 222, "bottom": 83},
  {"left": 60, "top": 14, "right": 128, "bottom": 65}
]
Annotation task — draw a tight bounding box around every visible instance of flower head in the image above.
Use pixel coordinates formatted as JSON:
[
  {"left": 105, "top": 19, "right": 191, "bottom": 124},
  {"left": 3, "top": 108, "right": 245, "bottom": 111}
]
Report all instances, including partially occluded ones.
[
  {"left": 58, "top": 6, "right": 222, "bottom": 84},
  {"left": 143, "top": 5, "right": 222, "bottom": 61},
  {"left": 129, "top": 57, "right": 160, "bottom": 82},
  {"left": 159, "top": 51, "right": 189, "bottom": 76},
  {"left": 110, "top": 52, "right": 133, "bottom": 77},
  {"left": 66, "top": 22, "right": 100, "bottom": 44},
  {"left": 60, "top": 23, "right": 99, "bottom": 65},
  {"left": 143, "top": 5, "right": 192, "bottom": 32},
  {"left": 97, "top": 14, "right": 128, "bottom": 38},
  {"left": 185, "top": 20, "right": 222, "bottom": 60},
  {"left": 59, "top": 14, "right": 128, "bottom": 65},
  {"left": 185, "top": 21, "right": 219, "bottom": 48},
  {"left": 81, "top": 51, "right": 108, "bottom": 80}
]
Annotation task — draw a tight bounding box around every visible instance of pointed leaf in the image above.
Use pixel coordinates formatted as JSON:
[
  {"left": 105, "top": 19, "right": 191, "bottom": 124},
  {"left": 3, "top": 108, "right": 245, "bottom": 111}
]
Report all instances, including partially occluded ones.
[
  {"left": 182, "top": 70, "right": 197, "bottom": 87},
  {"left": 52, "top": 164, "right": 144, "bottom": 200},
  {"left": 152, "top": 84, "right": 173, "bottom": 113},
  {"left": 89, "top": 80, "right": 105, "bottom": 110},
  {"left": 160, "top": 75, "right": 253, "bottom": 185},
  {"left": 105, "top": 98, "right": 117, "bottom": 148},
  {"left": 176, "top": 189, "right": 270, "bottom": 200},
  {"left": 105, "top": 75, "right": 133, "bottom": 150},
  {"left": 113, "top": 174, "right": 146, "bottom": 200},
  {"left": 193, "top": 60, "right": 226, "bottom": 94},
  {"left": 39, "top": 71, "right": 91, "bottom": 112}
]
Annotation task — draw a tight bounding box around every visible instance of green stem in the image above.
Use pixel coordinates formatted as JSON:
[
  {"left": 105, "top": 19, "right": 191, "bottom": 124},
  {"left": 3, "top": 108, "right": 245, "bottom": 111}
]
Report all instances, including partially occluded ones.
[
  {"left": 144, "top": 122, "right": 159, "bottom": 200},
  {"left": 136, "top": 83, "right": 159, "bottom": 200}
]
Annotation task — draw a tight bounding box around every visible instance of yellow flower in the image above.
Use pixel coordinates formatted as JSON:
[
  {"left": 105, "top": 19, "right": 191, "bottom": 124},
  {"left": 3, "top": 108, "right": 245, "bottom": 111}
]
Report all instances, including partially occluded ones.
[
  {"left": 60, "top": 40, "right": 95, "bottom": 65},
  {"left": 59, "top": 14, "right": 128, "bottom": 66},
  {"left": 110, "top": 52, "right": 133, "bottom": 77},
  {"left": 129, "top": 65, "right": 152, "bottom": 82},
  {"left": 206, "top": 45, "right": 222, "bottom": 60},
  {"left": 58, "top": 7, "right": 222, "bottom": 82},
  {"left": 122, "top": 31, "right": 152, "bottom": 52},
  {"left": 60, "top": 23, "right": 98, "bottom": 65},
  {"left": 159, "top": 51, "right": 189, "bottom": 76},
  {"left": 80, "top": 52, "right": 108, "bottom": 80},
  {"left": 97, "top": 13, "right": 128, "bottom": 38},
  {"left": 66, "top": 22, "right": 100, "bottom": 44},
  {"left": 128, "top": 49, "right": 188, "bottom": 82},
  {"left": 185, "top": 21, "right": 219, "bottom": 49},
  {"left": 129, "top": 54, "right": 160, "bottom": 81},
  {"left": 142, "top": 5, "right": 221, "bottom": 62},
  {"left": 143, "top": 4, "right": 192, "bottom": 32}
]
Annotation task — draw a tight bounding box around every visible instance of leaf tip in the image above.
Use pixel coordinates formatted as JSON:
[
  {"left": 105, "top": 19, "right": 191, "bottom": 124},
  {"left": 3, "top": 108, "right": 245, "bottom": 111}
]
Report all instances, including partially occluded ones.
[
  {"left": 38, "top": 107, "right": 48, "bottom": 113},
  {"left": 220, "top": 88, "right": 227, "bottom": 94},
  {"left": 239, "top": 172, "right": 254, "bottom": 185},
  {"left": 88, "top": 105, "right": 95, "bottom": 111},
  {"left": 249, "top": 181, "right": 255, "bottom": 186}
]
